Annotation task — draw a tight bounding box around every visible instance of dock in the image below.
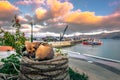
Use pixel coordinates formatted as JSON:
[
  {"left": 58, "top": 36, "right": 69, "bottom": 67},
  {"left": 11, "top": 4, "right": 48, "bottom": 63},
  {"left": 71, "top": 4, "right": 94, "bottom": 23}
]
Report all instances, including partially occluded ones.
[
  {"left": 49, "top": 39, "right": 84, "bottom": 48},
  {"left": 49, "top": 41, "right": 74, "bottom": 48}
]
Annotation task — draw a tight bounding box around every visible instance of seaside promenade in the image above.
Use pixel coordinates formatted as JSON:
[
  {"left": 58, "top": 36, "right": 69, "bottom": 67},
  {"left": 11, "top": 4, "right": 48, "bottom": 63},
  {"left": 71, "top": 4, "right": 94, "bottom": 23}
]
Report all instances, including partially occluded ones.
[{"left": 66, "top": 50, "right": 120, "bottom": 80}]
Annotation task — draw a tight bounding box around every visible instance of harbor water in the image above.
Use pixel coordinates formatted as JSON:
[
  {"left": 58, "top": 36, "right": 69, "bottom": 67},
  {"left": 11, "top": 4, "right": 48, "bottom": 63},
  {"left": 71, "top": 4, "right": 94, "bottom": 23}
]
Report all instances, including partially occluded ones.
[{"left": 63, "top": 39, "right": 120, "bottom": 61}]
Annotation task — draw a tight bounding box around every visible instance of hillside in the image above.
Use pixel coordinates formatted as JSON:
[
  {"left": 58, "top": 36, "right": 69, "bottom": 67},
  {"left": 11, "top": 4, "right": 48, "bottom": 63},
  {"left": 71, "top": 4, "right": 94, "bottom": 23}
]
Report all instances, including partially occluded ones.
[{"left": 79, "top": 32, "right": 120, "bottom": 39}]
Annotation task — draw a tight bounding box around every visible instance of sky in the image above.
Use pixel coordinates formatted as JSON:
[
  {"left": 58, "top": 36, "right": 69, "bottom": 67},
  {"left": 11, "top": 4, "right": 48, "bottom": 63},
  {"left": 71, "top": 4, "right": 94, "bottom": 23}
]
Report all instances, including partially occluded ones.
[{"left": 0, "top": 0, "right": 120, "bottom": 36}]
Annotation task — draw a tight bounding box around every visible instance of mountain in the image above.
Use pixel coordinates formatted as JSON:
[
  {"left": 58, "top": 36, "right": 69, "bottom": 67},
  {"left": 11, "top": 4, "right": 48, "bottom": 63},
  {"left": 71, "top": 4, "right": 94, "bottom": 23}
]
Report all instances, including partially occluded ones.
[
  {"left": 100, "top": 32, "right": 120, "bottom": 39},
  {"left": 79, "top": 32, "right": 120, "bottom": 39}
]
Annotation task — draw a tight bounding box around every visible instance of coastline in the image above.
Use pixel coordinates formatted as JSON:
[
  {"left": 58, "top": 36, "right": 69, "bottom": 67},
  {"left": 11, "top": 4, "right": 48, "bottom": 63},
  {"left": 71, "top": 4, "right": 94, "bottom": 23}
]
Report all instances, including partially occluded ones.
[
  {"left": 69, "top": 58, "right": 120, "bottom": 80},
  {"left": 64, "top": 50, "right": 120, "bottom": 80},
  {"left": 63, "top": 50, "right": 120, "bottom": 70}
]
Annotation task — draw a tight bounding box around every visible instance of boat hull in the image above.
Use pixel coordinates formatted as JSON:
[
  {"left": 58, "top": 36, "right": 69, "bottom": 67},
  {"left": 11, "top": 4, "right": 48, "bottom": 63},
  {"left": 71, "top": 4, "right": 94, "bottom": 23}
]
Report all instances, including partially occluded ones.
[{"left": 82, "top": 42, "right": 102, "bottom": 45}]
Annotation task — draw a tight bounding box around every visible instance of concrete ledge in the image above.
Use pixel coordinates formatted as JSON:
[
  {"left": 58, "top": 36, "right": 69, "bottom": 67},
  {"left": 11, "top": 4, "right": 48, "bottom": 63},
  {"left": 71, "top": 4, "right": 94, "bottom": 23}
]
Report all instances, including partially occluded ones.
[{"left": 49, "top": 41, "right": 73, "bottom": 48}]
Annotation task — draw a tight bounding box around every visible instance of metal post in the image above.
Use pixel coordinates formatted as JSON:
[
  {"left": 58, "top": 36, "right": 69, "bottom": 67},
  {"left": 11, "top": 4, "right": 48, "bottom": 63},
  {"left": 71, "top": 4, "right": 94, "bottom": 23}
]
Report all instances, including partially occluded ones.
[{"left": 31, "top": 22, "right": 33, "bottom": 42}]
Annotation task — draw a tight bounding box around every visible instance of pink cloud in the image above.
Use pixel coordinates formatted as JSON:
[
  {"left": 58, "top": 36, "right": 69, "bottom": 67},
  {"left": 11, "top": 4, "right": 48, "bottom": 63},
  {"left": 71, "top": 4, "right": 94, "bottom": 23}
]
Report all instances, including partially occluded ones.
[
  {"left": 35, "top": 0, "right": 73, "bottom": 23},
  {"left": 14, "top": 0, "right": 45, "bottom": 5},
  {"left": 63, "top": 10, "right": 102, "bottom": 24},
  {"left": 47, "top": 0, "right": 73, "bottom": 17},
  {"left": 18, "top": 16, "right": 28, "bottom": 22},
  {"left": 35, "top": 8, "right": 47, "bottom": 20},
  {"left": 0, "top": 1, "right": 20, "bottom": 21},
  {"left": 14, "top": 0, "right": 45, "bottom": 11}
]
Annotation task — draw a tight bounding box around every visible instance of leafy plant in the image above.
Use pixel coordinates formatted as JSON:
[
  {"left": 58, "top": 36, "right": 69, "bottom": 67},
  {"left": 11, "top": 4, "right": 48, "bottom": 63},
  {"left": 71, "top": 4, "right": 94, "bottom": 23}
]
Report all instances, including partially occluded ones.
[
  {"left": 55, "top": 48, "right": 68, "bottom": 56},
  {"left": 69, "top": 68, "right": 88, "bottom": 80},
  {"left": 0, "top": 54, "right": 20, "bottom": 75},
  {"left": 3, "top": 31, "right": 26, "bottom": 54},
  {"left": 0, "top": 15, "right": 26, "bottom": 75}
]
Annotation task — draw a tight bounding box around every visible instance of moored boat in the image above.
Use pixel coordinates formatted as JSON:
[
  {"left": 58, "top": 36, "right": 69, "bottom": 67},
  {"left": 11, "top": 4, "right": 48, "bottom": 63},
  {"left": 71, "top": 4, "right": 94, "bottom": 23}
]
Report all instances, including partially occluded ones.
[{"left": 82, "top": 38, "right": 102, "bottom": 45}]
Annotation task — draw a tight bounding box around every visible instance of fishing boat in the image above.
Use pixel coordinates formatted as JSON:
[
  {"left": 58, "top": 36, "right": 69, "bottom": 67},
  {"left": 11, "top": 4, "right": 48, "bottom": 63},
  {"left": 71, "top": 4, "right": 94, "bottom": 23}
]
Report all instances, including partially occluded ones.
[{"left": 82, "top": 38, "right": 102, "bottom": 45}]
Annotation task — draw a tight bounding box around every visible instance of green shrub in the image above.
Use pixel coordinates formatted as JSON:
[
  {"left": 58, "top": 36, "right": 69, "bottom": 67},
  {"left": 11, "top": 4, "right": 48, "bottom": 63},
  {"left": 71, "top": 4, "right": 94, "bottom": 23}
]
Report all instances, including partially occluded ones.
[
  {"left": 69, "top": 68, "right": 88, "bottom": 80},
  {"left": 0, "top": 54, "right": 20, "bottom": 75},
  {"left": 3, "top": 32, "right": 26, "bottom": 54}
]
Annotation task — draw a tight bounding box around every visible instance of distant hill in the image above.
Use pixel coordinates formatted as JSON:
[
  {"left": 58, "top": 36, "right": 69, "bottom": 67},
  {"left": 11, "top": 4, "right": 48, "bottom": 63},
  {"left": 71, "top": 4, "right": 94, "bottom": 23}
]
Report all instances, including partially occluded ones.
[
  {"left": 79, "top": 32, "right": 120, "bottom": 39},
  {"left": 100, "top": 32, "right": 120, "bottom": 39}
]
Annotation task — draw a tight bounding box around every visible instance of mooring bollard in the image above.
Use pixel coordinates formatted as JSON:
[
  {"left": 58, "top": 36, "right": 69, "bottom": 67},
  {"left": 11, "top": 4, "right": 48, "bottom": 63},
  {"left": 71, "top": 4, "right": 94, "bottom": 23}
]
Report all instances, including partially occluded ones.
[{"left": 18, "top": 56, "right": 69, "bottom": 80}]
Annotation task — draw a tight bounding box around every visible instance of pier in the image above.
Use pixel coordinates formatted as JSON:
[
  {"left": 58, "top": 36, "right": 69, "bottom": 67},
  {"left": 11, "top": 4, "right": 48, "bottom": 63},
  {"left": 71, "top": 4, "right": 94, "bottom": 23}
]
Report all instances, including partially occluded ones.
[
  {"left": 49, "top": 41, "right": 73, "bottom": 48},
  {"left": 49, "top": 39, "right": 86, "bottom": 48}
]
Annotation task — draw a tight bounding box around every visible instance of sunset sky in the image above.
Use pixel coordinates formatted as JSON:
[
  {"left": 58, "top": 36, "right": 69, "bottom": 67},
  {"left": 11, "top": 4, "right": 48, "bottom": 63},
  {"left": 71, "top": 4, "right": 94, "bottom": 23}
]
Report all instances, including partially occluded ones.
[{"left": 0, "top": 0, "right": 120, "bottom": 36}]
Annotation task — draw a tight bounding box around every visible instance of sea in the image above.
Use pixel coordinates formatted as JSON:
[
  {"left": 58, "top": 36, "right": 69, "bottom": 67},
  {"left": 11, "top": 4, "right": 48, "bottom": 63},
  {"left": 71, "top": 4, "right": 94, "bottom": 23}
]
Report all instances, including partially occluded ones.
[{"left": 62, "top": 39, "right": 120, "bottom": 61}]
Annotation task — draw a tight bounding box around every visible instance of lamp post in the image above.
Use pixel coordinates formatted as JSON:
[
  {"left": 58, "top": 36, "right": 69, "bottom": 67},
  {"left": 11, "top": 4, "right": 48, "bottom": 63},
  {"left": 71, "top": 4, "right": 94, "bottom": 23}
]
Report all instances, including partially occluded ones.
[{"left": 30, "top": 22, "right": 33, "bottom": 42}]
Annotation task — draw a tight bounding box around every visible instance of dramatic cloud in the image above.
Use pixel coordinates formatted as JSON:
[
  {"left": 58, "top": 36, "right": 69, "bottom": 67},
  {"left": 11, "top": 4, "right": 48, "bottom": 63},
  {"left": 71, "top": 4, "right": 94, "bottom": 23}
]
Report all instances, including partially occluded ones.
[
  {"left": 63, "top": 10, "right": 102, "bottom": 24},
  {"left": 1, "top": 0, "right": 120, "bottom": 34},
  {"left": 47, "top": 0, "right": 73, "bottom": 17},
  {"left": 24, "top": 14, "right": 33, "bottom": 20},
  {"left": 14, "top": 0, "right": 45, "bottom": 11},
  {"left": 21, "top": 24, "right": 42, "bottom": 33},
  {"left": 61, "top": 11, "right": 120, "bottom": 33},
  {"left": 101, "top": 13, "right": 120, "bottom": 30},
  {"left": 18, "top": 16, "right": 28, "bottom": 23},
  {"left": 34, "top": 0, "right": 73, "bottom": 22},
  {"left": 33, "top": 0, "right": 120, "bottom": 33},
  {"left": 0, "top": 1, "right": 19, "bottom": 21},
  {"left": 14, "top": 0, "right": 45, "bottom": 5},
  {"left": 35, "top": 8, "right": 48, "bottom": 20}
]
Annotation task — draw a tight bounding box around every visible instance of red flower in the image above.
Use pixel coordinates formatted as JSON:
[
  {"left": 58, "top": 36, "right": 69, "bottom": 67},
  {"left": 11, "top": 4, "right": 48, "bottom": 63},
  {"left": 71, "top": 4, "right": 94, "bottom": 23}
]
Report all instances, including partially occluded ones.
[{"left": 16, "top": 19, "right": 19, "bottom": 23}]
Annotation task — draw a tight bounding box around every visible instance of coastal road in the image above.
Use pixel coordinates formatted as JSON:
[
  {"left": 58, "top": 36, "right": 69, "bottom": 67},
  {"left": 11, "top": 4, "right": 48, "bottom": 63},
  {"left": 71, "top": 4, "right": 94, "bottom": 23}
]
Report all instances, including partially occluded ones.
[{"left": 69, "top": 58, "right": 120, "bottom": 80}]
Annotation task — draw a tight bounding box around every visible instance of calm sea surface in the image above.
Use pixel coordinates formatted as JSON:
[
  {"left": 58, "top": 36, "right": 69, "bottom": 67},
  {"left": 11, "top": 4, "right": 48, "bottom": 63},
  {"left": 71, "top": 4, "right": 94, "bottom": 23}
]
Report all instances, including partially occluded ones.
[{"left": 63, "top": 39, "right": 120, "bottom": 61}]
